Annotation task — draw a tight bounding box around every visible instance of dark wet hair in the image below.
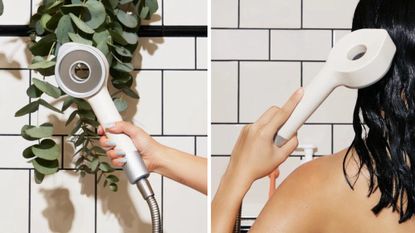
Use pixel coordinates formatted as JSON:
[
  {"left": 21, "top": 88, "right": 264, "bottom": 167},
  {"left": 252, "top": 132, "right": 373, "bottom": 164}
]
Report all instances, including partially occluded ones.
[{"left": 345, "top": 0, "right": 415, "bottom": 223}]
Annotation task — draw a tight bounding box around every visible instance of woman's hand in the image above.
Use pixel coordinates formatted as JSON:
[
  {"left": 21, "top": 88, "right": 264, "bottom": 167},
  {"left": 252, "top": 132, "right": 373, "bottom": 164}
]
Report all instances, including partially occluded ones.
[
  {"left": 224, "top": 88, "right": 303, "bottom": 188},
  {"left": 98, "top": 121, "right": 165, "bottom": 172}
]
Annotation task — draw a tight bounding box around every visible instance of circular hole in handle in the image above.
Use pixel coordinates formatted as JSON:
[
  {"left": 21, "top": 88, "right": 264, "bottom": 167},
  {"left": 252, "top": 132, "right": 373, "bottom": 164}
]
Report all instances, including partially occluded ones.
[
  {"left": 347, "top": 44, "right": 367, "bottom": 61},
  {"left": 70, "top": 62, "right": 91, "bottom": 82}
]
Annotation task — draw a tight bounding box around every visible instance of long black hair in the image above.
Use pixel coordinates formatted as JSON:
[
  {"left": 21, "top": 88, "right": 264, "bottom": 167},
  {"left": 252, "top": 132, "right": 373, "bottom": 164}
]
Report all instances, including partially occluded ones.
[{"left": 345, "top": 0, "right": 415, "bottom": 223}]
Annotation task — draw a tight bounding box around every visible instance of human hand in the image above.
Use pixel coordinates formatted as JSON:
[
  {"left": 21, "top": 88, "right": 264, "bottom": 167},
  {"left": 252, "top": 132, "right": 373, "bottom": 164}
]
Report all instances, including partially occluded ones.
[
  {"left": 98, "top": 121, "right": 165, "bottom": 172},
  {"left": 224, "top": 88, "right": 303, "bottom": 188}
]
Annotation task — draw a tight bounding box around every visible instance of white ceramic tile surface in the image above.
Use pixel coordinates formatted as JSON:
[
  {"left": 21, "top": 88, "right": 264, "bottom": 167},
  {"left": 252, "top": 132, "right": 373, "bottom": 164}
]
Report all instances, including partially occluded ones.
[
  {"left": 239, "top": 62, "right": 300, "bottom": 122},
  {"left": 303, "top": 0, "right": 359, "bottom": 28},
  {"left": 96, "top": 171, "right": 162, "bottom": 233},
  {"left": 0, "top": 37, "right": 30, "bottom": 68},
  {"left": 163, "top": 71, "right": 207, "bottom": 135},
  {"left": 211, "top": 124, "right": 244, "bottom": 155},
  {"left": 212, "top": 29, "right": 269, "bottom": 60},
  {"left": 240, "top": 0, "right": 301, "bottom": 28},
  {"left": 211, "top": 62, "right": 238, "bottom": 122},
  {"left": 271, "top": 30, "right": 332, "bottom": 61},
  {"left": 31, "top": 170, "right": 95, "bottom": 233},
  {"left": 298, "top": 125, "right": 332, "bottom": 155},
  {"left": 0, "top": 0, "right": 31, "bottom": 24},
  {"left": 196, "top": 136, "right": 208, "bottom": 156},
  {"left": 163, "top": 0, "right": 207, "bottom": 25},
  {"left": 0, "top": 69, "right": 29, "bottom": 134},
  {"left": 135, "top": 37, "right": 195, "bottom": 69},
  {"left": 334, "top": 30, "right": 352, "bottom": 44},
  {"left": 197, "top": 37, "right": 208, "bottom": 69},
  {"left": 333, "top": 125, "right": 355, "bottom": 152},
  {"left": 142, "top": 0, "right": 163, "bottom": 26},
  {"left": 303, "top": 62, "right": 357, "bottom": 123},
  {"left": 0, "top": 136, "right": 37, "bottom": 168},
  {"left": 0, "top": 170, "right": 29, "bottom": 233},
  {"left": 211, "top": 0, "right": 238, "bottom": 27}
]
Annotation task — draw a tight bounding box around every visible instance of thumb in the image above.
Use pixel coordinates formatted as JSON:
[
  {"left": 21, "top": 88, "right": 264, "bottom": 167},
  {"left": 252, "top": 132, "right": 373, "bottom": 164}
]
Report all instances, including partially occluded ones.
[{"left": 105, "top": 121, "right": 141, "bottom": 138}]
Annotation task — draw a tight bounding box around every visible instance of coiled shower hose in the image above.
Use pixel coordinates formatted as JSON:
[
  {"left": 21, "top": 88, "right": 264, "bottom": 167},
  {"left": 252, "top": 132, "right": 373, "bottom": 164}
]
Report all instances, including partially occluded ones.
[
  {"left": 233, "top": 205, "right": 242, "bottom": 233},
  {"left": 137, "top": 178, "right": 162, "bottom": 233}
]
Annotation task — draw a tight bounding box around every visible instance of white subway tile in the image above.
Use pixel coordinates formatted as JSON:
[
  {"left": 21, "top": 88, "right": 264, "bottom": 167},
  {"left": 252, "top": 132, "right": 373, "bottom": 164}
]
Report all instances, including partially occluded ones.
[
  {"left": 0, "top": 37, "right": 30, "bottom": 68},
  {"left": 333, "top": 125, "right": 354, "bottom": 152},
  {"left": 163, "top": 0, "right": 207, "bottom": 25},
  {"left": 0, "top": 136, "right": 36, "bottom": 168},
  {"left": 196, "top": 136, "right": 207, "bottom": 157},
  {"left": 242, "top": 157, "right": 302, "bottom": 217},
  {"left": 0, "top": 170, "right": 28, "bottom": 233},
  {"left": 125, "top": 71, "right": 162, "bottom": 135},
  {"left": 96, "top": 171, "right": 162, "bottom": 233},
  {"left": 142, "top": 0, "right": 163, "bottom": 26},
  {"left": 271, "top": 30, "right": 332, "bottom": 60},
  {"left": 298, "top": 125, "right": 332, "bottom": 155},
  {"left": 212, "top": 30, "right": 269, "bottom": 60},
  {"left": 240, "top": 62, "right": 300, "bottom": 122},
  {"left": 303, "top": 0, "right": 359, "bottom": 28},
  {"left": 211, "top": 124, "right": 244, "bottom": 155},
  {"left": 211, "top": 62, "right": 238, "bottom": 122},
  {"left": 0, "top": 0, "right": 30, "bottom": 24},
  {"left": 240, "top": 0, "right": 301, "bottom": 28},
  {"left": 134, "top": 37, "right": 195, "bottom": 69},
  {"left": 212, "top": 0, "right": 238, "bottom": 27},
  {"left": 31, "top": 170, "right": 95, "bottom": 233},
  {"left": 154, "top": 136, "right": 195, "bottom": 154},
  {"left": 163, "top": 71, "right": 207, "bottom": 135},
  {"left": 164, "top": 178, "right": 207, "bottom": 232},
  {"left": 197, "top": 38, "right": 208, "bottom": 70},
  {"left": 0, "top": 69, "right": 29, "bottom": 134},
  {"left": 303, "top": 62, "right": 356, "bottom": 123},
  {"left": 334, "top": 30, "right": 352, "bottom": 44}
]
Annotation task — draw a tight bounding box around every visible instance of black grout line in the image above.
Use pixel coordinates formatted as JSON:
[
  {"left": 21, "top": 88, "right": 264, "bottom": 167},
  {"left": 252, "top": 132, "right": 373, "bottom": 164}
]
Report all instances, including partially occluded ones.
[
  {"left": 28, "top": 70, "right": 32, "bottom": 126},
  {"left": 28, "top": 170, "right": 31, "bottom": 233},
  {"left": 331, "top": 124, "right": 335, "bottom": 154},
  {"left": 212, "top": 154, "right": 305, "bottom": 158},
  {"left": 195, "top": 37, "right": 198, "bottom": 69},
  {"left": 268, "top": 29, "right": 271, "bottom": 60},
  {"left": 161, "top": 71, "right": 164, "bottom": 135},
  {"left": 0, "top": 133, "right": 209, "bottom": 137},
  {"left": 134, "top": 68, "right": 208, "bottom": 71},
  {"left": 301, "top": 0, "right": 303, "bottom": 28},
  {"left": 331, "top": 30, "right": 334, "bottom": 48},
  {"left": 161, "top": 176, "right": 164, "bottom": 230},
  {"left": 61, "top": 136, "right": 64, "bottom": 169},
  {"left": 237, "top": 61, "right": 240, "bottom": 123},
  {"left": 212, "top": 59, "right": 326, "bottom": 62},
  {"left": 94, "top": 173, "right": 98, "bottom": 233},
  {"left": 237, "top": 0, "right": 240, "bottom": 28},
  {"left": 300, "top": 61, "right": 303, "bottom": 87},
  {"left": 161, "top": 0, "right": 164, "bottom": 26},
  {"left": 194, "top": 136, "right": 197, "bottom": 155},
  {"left": 211, "top": 122, "right": 353, "bottom": 125},
  {"left": 211, "top": 27, "right": 352, "bottom": 30}
]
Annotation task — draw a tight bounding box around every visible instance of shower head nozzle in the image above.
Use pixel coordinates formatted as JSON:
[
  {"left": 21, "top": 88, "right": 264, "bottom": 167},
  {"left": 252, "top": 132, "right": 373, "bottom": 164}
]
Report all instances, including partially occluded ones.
[{"left": 55, "top": 43, "right": 109, "bottom": 98}]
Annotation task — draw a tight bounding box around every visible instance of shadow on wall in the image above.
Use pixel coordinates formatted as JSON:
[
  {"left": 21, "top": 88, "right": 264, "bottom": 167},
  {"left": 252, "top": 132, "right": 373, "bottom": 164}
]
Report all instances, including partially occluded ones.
[{"left": 1, "top": 14, "right": 165, "bottom": 232}]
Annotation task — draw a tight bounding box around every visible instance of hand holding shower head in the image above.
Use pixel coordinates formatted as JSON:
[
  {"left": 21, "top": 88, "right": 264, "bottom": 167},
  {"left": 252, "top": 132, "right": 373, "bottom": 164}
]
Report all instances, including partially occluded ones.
[
  {"left": 54, "top": 43, "right": 148, "bottom": 184},
  {"left": 275, "top": 29, "right": 397, "bottom": 146}
]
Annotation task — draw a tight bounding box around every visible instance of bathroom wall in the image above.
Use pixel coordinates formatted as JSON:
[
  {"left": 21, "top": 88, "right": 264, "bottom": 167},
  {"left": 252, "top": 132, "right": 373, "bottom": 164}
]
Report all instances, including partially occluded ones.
[
  {"left": 211, "top": 0, "right": 359, "bottom": 228},
  {"left": 0, "top": 0, "right": 207, "bottom": 232}
]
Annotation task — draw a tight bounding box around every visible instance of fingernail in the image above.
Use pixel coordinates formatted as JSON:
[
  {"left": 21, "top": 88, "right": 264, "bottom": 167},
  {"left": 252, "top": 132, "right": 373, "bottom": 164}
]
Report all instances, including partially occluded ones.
[
  {"left": 106, "top": 140, "right": 116, "bottom": 146},
  {"left": 104, "top": 123, "right": 115, "bottom": 130},
  {"left": 115, "top": 158, "right": 127, "bottom": 164},
  {"left": 116, "top": 150, "right": 126, "bottom": 156}
]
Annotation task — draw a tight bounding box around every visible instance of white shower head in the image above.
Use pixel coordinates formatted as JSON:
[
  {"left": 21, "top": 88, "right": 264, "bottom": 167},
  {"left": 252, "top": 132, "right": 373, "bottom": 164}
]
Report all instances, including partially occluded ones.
[{"left": 275, "top": 29, "right": 396, "bottom": 146}]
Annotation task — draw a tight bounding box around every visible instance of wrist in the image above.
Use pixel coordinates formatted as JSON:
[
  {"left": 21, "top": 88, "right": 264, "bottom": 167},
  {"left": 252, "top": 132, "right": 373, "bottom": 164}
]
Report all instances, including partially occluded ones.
[{"left": 222, "top": 167, "right": 253, "bottom": 196}]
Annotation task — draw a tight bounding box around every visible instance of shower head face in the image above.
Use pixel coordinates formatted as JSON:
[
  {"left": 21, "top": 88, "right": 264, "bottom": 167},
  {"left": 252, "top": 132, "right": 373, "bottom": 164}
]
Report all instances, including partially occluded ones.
[
  {"left": 327, "top": 29, "right": 396, "bottom": 89},
  {"left": 55, "top": 43, "right": 109, "bottom": 98}
]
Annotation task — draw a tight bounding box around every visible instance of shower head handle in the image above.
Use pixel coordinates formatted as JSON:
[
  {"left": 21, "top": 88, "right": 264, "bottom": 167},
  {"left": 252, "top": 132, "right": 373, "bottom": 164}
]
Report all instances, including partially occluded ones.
[{"left": 275, "top": 29, "right": 396, "bottom": 147}]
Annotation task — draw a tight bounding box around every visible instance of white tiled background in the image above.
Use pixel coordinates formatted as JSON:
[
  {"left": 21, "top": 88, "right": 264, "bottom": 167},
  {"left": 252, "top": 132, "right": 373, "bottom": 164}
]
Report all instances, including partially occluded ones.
[
  {"left": 211, "top": 0, "right": 359, "bottom": 226},
  {"left": 0, "top": 0, "right": 207, "bottom": 232}
]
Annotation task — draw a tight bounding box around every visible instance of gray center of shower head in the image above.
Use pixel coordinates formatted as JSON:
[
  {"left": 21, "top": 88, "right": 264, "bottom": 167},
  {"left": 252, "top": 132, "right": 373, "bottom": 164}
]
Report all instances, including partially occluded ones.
[{"left": 56, "top": 49, "right": 105, "bottom": 98}]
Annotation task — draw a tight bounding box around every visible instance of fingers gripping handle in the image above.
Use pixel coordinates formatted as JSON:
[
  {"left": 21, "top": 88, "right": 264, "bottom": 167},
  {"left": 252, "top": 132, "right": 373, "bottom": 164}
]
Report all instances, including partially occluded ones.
[
  {"left": 88, "top": 90, "right": 149, "bottom": 184},
  {"left": 275, "top": 67, "right": 338, "bottom": 147}
]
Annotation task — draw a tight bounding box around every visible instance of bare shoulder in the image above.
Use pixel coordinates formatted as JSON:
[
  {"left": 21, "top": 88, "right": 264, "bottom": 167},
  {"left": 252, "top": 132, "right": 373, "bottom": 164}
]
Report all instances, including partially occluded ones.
[{"left": 250, "top": 149, "right": 350, "bottom": 233}]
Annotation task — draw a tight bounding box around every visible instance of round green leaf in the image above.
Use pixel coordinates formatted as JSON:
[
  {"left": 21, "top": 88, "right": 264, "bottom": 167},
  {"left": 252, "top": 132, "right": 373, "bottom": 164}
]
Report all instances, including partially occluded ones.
[
  {"left": 106, "top": 174, "right": 119, "bottom": 183},
  {"left": 32, "top": 139, "right": 60, "bottom": 161},
  {"left": 68, "top": 32, "right": 93, "bottom": 46},
  {"left": 26, "top": 84, "right": 43, "bottom": 98},
  {"left": 32, "top": 158, "right": 59, "bottom": 175},
  {"left": 69, "top": 13, "right": 94, "bottom": 34},
  {"left": 112, "top": 44, "right": 132, "bottom": 58},
  {"left": 23, "top": 146, "right": 36, "bottom": 159},
  {"left": 21, "top": 125, "right": 38, "bottom": 141},
  {"left": 85, "top": 0, "right": 106, "bottom": 29},
  {"left": 61, "top": 3, "right": 85, "bottom": 14},
  {"left": 32, "top": 78, "right": 61, "bottom": 98},
  {"left": 113, "top": 98, "right": 128, "bottom": 112},
  {"left": 116, "top": 10, "right": 138, "bottom": 28},
  {"left": 55, "top": 15, "right": 74, "bottom": 43},
  {"left": 109, "top": 183, "right": 118, "bottom": 191},
  {"left": 109, "top": 30, "right": 127, "bottom": 45},
  {"left": 122, "top": 31, "right": 138, "bottom": 45},
  {"left": 34, "top": 170, "right": 45, "bottom": 184},
  {"left": 40, "top": 14, "right": 52, "bottom": 29},
  {"left": 30, "top": 33, "right": 56, "bottom": 56},
  {"left": 99, "top": 162, "right": 114, "bottom": 172},
  {"left": 25, "top": 123, "right": 54, "bottom": 139},
  {"left": 112, "top": 61, "right": 133, "bottom": 72}
]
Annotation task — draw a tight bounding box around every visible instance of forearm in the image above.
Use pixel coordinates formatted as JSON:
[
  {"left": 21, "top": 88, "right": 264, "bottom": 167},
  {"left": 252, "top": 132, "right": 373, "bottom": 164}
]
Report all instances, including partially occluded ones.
[
  {"left": 212, "top": 170, "right": 251, "bottom": 233},
  {"left": 155, "top": 146, "right": 207, "bottom": 194}
]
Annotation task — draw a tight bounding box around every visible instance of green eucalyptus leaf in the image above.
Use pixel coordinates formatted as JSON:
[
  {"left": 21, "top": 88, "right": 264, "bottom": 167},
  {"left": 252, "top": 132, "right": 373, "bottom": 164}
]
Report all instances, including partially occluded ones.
[
  {"left": 106, "top": 174, "right": 119, "bottom": 183},
  {"left": 139, "top": 6, "right": 149, "bottom": 19},
  {"left": 34, "top": 170, "right": 45, "bottom": 184},
  {"left": 69, "top": 13, "right": 94, "bottom": 34},
  {"left": 85, "top": 0, "right": 106, "bottom": 29},
  {"left": 23, "top": 146, "right": 36, "bottom": 159},
  {"left": 21, "top": 125, "right": 38, "bottom": 141},
  {"left": 66, "top": 110, "right": 78, "bottom": 126},
  {"left": 109, "top": 183, "right": 118, "bottom": 191},
  {"left": 45, "top": 12, "right": 62, "bottom": 31},
  {"left": 39, "top": 99, "right": 62, "bottom": 113},
  {"left": 71, "top": 0, "right": 81, "bottom": 3},
  {"left": 32, "top": 139, "right": 60, "bottom": 161},
  {"left": 62, "top": 96, "right": 75, "bottom": 111},
  {"left": 29, "top": 60, "right": 56, "bottom": 76},
  {"left": 32, "top": 158, "right": 59, "bottom": 175},
  {"left": 68, "top": 32, "right": 93, "bottom": 45},
  {"left": 46, "top": 0, "right": 63, "bottom": 12},
  {"left": 0, "top": 0, "right": 4, "bottom": 16},
  {"left": 90, "top": 158, "right": 99, "bottom": 171},
  {"left": 32, "top": 78, "right": 62, "bottom": 98},
  {"left": 30, "top": 33, "right": 56, "bottom": 56},
  {"left": 122, "top": 31, "right": 138, "bottom": 45},
  {"left": 109, "top": 30, "right": 127, "bottom": 45},
  {"left": 93, "top": 30, "right": 110, "bottom": 43},
  {"left": 146, "top": 0, "right": 159, "bottom": 15},
  {"left": 40, "top": 13, "right": 52, "bottom": 29},
  {"left": 26, "top": 84, "right": 43, "bottom": 98},
  {"left": 96, "top": 40, "right": 109, "bottom": 56},
  {"left": 116, "top": 10, "right": 138, "bottom": 28},
  {"left": 122, "top": 87, "right": 140, "bottom": 99},
  {"left": 113, "top": 98, "right": 128, "bottom": 112},
  {"left": 25, "top": 123, "right": 54, "bottom": 138},
  {"left": 112, "top": 44, "right": 132, "bottom": 58},
  {"left": 99, "top": 162, "right": 114, "bottom": 172},
  {"left": 35, "top": 20, "right": 45, "bottom": 35},
  {"left": 103, "top": 0, "right": 118, "bottom": 9},
  {"left": 61, "top": 4, "right": 85, "bottom": 14},
  {"left": 15, "top": 101, "right": 40, "bottom": 117},
  {"left": 112, "top": 61, "right": 133, "bottom": 72},
  {"left": 55, "top": 15, "right": 74, "bottom": 43},
  {"left": 120, "top": 0, "right": 133, "bottom": 4}
]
